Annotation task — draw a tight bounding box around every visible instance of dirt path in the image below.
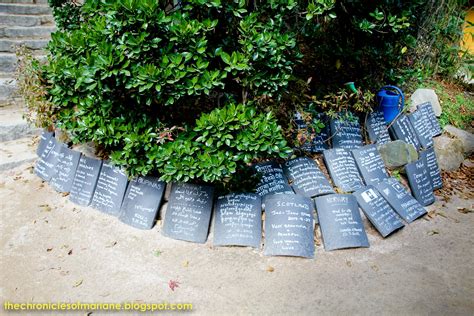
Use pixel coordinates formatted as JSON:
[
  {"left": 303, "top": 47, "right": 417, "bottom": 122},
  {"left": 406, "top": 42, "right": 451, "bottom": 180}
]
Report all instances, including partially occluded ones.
[{"left": 0, "top": 146, "right": 473, "bottom": 315}]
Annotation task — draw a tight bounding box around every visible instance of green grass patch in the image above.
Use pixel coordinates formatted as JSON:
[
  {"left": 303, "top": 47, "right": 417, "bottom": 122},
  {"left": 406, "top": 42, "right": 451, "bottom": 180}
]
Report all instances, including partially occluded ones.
[{"left": 418, "top": 79, "right": 474, "bottom": 130}]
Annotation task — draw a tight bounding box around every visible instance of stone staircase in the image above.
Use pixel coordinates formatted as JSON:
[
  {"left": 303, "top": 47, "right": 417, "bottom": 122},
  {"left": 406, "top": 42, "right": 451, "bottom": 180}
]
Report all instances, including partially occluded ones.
[
  {"left": 0, "top": 0, "right": 53, "bottom": 170},
  {"left": 0, "top": 0, "right": 54, "bottom": 104}
]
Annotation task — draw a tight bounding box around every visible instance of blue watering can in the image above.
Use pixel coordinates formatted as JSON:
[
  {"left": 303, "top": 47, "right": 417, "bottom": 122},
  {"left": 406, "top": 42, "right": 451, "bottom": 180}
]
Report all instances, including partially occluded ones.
[{"left": 377, "top": 85, "right": 404, "bottom": 123}]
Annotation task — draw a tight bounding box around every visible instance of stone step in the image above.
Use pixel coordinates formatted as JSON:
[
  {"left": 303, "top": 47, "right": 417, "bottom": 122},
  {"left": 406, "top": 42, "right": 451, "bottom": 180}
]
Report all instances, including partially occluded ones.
[
  {"left": 0, "top": 0, "right": 48, "bottom": 4},
  {"left": 0, "top": 13, "right": 54, "bottom": 27},
  {"left": 0, "top": 52, "right": 46, "bottom": 73},
  {"left": 0, "top": 52, "right": 16, "bottom": 72},
  {"left": 0, "top": 137, "right": 38, "bottom": 171},
  {"left": 0, "top": 103, "right": 41, "bottom": 142},
  {"left": 0, "top": 25, "right": 55, "bottom": 38},
  {"left": 0, "top": 77, "right": 17, "bottom": 102},
  {"left": 0, "top": 38, "right": 49, "bottom": 52},
  {"left": 0, "top": 3, "right": 51, "bottom": 15}
]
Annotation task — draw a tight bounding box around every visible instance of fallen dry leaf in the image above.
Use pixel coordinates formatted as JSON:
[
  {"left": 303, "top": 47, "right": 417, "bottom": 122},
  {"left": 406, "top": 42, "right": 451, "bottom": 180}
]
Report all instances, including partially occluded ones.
[
  {"left": 39, "top": 204, "right": 52, "bottom": 212},
  {"left": 457, "top": 207, "right": 473, "bottom": 214},
  {"left": 427, "top": 230, "right": 439, "bottom": 236},
  {"left": 182, "top": 260, "right": 189, "bottom": 267},
  {"left": 266, "top": 266, "right": 275, "bottom": 272},
  {"left": 335, "top": 187, "right": 344, "bottom": 194},
  {"left": 168, "top": 280, "right": 180, "bottom": 291},
  {"left": 46, "top": 248, "right": 53, "bottom": 252},
  {"left": 105, "top": 241, "right": 117, "bottom": 248},
  {"left": 73, "top": 279, "right": 83, "bottom": 288}
]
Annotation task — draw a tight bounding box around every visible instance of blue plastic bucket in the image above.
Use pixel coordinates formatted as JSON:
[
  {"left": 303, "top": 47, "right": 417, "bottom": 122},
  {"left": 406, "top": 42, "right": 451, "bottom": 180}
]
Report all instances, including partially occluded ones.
[{"left": 377, "top": 85, "right": 404, "bottom": 123}]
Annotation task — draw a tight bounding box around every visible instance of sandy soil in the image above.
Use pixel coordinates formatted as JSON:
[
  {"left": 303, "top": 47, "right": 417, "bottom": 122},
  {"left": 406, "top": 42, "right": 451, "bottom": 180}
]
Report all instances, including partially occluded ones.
[{"left": 0, "top": 147, "right": 473, "bottom": 315}]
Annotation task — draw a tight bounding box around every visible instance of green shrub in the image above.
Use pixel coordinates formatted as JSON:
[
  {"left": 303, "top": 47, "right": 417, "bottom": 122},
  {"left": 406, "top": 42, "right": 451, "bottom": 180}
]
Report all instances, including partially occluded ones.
[
  {"left": 145, "top": 103, "right": 291, "bottom": 183},
  {"left": 41, "top": 0, "right": 296, "bottom": 184},
  {"left": 34, "top": 0, "right": 470, "bottom": 186},
  {"left": 48, "top": 0, "right": 82, "bottom": 31}
]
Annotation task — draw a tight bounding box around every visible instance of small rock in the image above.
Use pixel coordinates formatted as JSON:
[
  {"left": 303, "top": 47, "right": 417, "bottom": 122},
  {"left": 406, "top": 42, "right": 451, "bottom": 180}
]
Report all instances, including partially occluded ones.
[
  {"left": 409, "top": 89, "right": 442, "bottom": 116},
  {"left": 378, "top": 140, "right": 418, "bottom": 168},
  {"left": 444, "top": 125, "right": 474, "bottom": 154},
  {"left": 433, "top": 136, "right": 464, "bottom": 171}
]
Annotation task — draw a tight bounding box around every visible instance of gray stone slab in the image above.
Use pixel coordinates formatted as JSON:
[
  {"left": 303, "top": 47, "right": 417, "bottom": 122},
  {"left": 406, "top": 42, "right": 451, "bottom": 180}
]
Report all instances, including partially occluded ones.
[
  {"left": 91, "top": 161, "right": 129, "bottom": 217},
  {"left": 352, "top": 144, "right": 389, "bottom": 186},
  {"left": 408, "top": 110, "right": 433, "bottom": 149},
  {"left": 417, "top": 102, "right": 442, "bottom": 137},
  {"left": 315, "top": 194, "right": 369, "bottom": 251},
  {"left": 330, "top": 113, "right": 363, "bottom": 150},
  {"left": 0, "top": 14, "right": 54, "bottom": 27},
  {"left": 389, "top": 114, "right": 421, "bottom": 151},
  {"left": 0, "top": 3, "right": 52, "bottom": 15},
  {"left": 323, "top": 148, "right": 364, "bottom": 192},
  {"left": 420, "top": 147, "right": 443, "bottom": 190},
  {"left": 405, "top": 157, "right": 435, "bottom": 206},
  {"left": 50, "top": 145, "right": 81, "bottom": 193},
  {"left": 254, "top": 161, "right": 293, "bottom": 198},
  {"left": 34, "top": 137, "right": 61, "bottom": 182},
  {"left": 264, "top": 194, "right": 314, "bottom": 258},
  {"left": 375, "top": 177, "right": 427, "bottom": 223},
  {"left": 119, "top": 176, "right": 166, "bottom": 230},
  {"left": 283, "top": 157, "right": 334, "bottom": 198},
  {"left": 0, "top": 25, "right": 55, "bottom": 38},
  {"left": 353, "top": 186, "right": 405, "bottom": 237},
  {"left": 365, "top": 110, "right": 391, "bottom": 144},
  {"left": 36, "top": 129, "right": 53, "bottom": 156},
  {"left": 69, "top": 156, "right": 102, "bottom": 206},
  {"left": 162, "top": 183, "right": 214, "bottom": 243},
  {"left": 213, "top": 193, "right": 262, "bottom": 248}
]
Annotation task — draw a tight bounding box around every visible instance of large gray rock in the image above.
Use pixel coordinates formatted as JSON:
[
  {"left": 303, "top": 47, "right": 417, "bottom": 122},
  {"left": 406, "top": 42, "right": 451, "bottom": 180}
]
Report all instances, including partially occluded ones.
[
  {"left": 378, "top": 140, "right": 418, "bottom": 168},
  {"left": 444, "top": 125, "right": 474, "bottom": 155},
  {"left": 434, "top": 136, "right": 464, "bottom": 171},
  {"left": 410, "top": 89, "right": 442, "bottom": 117}
]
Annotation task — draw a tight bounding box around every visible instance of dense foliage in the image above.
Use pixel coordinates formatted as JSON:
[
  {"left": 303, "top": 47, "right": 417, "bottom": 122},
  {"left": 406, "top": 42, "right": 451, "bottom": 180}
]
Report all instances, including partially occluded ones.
[
  {"left": 47, "top": 0, "right": 82, "bottom": 31},
  {"left": 37, "top": 0, "right": 469, "bottom": 185}
]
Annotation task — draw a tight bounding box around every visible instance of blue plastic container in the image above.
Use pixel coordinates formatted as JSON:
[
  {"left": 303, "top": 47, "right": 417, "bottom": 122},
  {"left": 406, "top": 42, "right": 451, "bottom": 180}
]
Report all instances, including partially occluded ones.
[{"left": 377, "top": 85, "right": 404, "bottom": 123}]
